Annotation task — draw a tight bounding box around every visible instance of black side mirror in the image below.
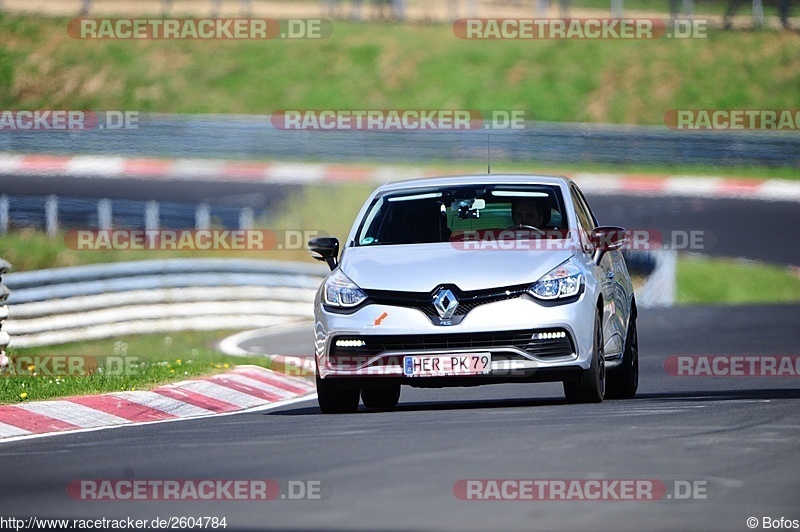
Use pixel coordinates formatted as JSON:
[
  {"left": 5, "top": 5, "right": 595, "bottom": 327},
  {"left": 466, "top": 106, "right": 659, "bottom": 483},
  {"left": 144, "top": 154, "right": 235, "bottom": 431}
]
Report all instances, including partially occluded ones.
[
  {"left": 308, "top": 237, "right": 340, "bottom": 270},
  {"left": 591, "top": 226, "right": 626, "bottom": 264}
]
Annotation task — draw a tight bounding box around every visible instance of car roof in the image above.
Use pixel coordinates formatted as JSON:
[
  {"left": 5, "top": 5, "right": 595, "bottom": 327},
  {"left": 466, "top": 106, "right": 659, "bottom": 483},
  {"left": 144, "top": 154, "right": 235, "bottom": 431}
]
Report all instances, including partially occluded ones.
[{"left": 373, "top": 174, "right": 575, "bottom": 194}]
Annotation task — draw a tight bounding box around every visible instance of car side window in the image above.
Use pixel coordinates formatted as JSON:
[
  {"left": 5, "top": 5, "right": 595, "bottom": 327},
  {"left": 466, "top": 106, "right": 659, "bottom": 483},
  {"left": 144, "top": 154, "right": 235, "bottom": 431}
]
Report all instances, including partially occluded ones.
[
  {"left": 570, "top": 188, "right": 594, "bottom": 232},
  {"left": 570, "top": 187, "right": 595, "bottom": 251},
  {"left": 573, "top": 186, "right": 599, "bottom": 227}
]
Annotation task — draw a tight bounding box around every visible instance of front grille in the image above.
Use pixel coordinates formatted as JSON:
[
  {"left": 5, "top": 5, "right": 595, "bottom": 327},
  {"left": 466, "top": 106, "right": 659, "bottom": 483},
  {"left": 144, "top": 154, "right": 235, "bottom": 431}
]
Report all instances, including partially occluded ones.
[
  {"left": 364, "top": 284, "right": 529, "bottom": 320},
  {"left": 330, "top": 328, "right": 575, "bottom": 361}
]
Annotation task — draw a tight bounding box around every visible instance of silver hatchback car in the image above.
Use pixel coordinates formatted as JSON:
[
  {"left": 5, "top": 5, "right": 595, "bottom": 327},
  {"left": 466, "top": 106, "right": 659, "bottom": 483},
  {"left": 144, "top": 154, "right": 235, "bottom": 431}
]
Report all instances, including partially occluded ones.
[{"left": 308, "top": 175, "right": 638, "bottom": 413}]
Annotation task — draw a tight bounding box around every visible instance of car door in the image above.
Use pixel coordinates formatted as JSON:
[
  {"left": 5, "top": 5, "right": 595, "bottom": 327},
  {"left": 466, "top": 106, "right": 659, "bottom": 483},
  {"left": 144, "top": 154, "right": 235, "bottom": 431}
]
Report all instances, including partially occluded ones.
[
  {"left": 576, "top": 185, "right": 633, "bottom": 338},
  {"left": 571, "top": 185, "right": 626, "bottom": 359}
]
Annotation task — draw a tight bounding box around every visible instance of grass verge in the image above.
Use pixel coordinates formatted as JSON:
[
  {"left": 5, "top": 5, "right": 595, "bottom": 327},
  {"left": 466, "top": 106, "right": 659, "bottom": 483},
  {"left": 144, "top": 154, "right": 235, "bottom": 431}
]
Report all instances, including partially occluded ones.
[
  {"left": 677, "top": 254, "right": 800, "bottom": 304},
  {"left": 1, "top": 16, "right": 798, "bottom": 125},
  {"left": 0, "top": 329, "right": 291, "bottom": 405}
]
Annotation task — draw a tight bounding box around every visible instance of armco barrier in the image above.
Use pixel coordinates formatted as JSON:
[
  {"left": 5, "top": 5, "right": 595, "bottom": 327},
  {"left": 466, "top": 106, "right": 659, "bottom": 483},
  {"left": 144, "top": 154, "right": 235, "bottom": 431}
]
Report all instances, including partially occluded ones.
[
  {"left": 0, "top": 259, "right": 10, "bottom": 358},
  {"left": 3, "top": 259, "right": 326, "bottom": 348},
  {"left": 1, "top": 117, "right": 797, "bottom": 168}
]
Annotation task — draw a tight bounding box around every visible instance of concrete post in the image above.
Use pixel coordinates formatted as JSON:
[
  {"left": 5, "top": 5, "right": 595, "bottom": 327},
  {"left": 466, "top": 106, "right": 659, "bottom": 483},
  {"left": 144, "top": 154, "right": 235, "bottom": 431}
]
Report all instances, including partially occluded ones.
[
  {"left": 210, "top": 0, "right": 221, "bottom": 17},
  {"left": 466, "top": 0, "right": 478, "bottom": 18},
  {"left": 611, "top": 0, "right": 624, "bottom": 19},
  {"left": 145, "top": 201, "right": 160, "bottom": 231},
  {"left": 240, "top": 0, "right": 252, "bottom": 17},
  {"left": 535, "top": 0, "right": 549, "bottom": 18},
  {"left": 0, "top": 195, "right": 7, "bottom": 234},
  {"left": 45, "top": 195, "right": 58, "bottom": 238},
  {"left": 682, "top": 0, "right": 694, "bottom": 18},
  {"left": 752, "top": 0, "right": 764, "bottom": 27},
  {"left": 239, "top": 208, "right": 254, "bottom": 230},
  {"left": 98, "top": 199, "right": 113, "bottom": 230},
  {"left": 196, "top": 203, "right": 211, "bottom": 230}
]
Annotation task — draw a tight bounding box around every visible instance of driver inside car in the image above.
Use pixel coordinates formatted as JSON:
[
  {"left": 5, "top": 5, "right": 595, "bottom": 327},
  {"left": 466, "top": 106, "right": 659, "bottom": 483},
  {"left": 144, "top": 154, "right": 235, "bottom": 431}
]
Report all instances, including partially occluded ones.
[{"left": 510, "top": 198, "right": 547, "bottom": 231}]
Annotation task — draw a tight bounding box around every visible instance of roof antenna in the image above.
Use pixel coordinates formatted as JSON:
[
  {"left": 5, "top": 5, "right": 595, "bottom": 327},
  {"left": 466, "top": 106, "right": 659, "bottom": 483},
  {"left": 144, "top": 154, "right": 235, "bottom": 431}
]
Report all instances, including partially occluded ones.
[{"left": 487, "top": 134, "right": 491, "bottom": 174}]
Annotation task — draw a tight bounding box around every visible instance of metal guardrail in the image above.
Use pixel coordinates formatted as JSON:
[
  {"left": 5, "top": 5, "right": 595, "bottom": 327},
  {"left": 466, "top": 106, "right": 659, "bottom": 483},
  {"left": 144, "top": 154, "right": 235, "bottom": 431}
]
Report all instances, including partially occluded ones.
[
  {"left": 3, "top": 259, "right": 326, "bottom": 348},
  {"left": 6, "top": 258, "right": 325, "bottom": 290},
  {"left": 2, "top": 117, "right": 797, "bottom": 168},
  {"left": 0, "top": 194, "right": 256, "bottom": 234},
  {"left": 0, "top": 259, "right": 10, "bottom": 357}
]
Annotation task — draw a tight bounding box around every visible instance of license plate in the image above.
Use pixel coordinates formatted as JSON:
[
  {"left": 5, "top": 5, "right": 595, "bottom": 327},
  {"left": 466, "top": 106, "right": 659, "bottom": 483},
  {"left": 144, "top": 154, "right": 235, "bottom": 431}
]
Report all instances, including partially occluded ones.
[{"left": 403, "top": 354, "right": 491, "bottom": 377}]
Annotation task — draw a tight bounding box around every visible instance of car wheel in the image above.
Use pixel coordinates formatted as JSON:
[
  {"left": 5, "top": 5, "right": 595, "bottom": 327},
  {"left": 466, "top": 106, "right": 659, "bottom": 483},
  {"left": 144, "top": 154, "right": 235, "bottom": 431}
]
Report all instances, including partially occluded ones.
[
  {"left": 563, "top": 309, "right": 605, "bottom": 404},
  {"left": 316, "top": 375, "right": 360, "bottom": 414},
  {"left": 606, "top": 312, "right": 638, "bottom": 399},
  {"left": 361, "top": 384, "right": 401, "bottom": 410}
]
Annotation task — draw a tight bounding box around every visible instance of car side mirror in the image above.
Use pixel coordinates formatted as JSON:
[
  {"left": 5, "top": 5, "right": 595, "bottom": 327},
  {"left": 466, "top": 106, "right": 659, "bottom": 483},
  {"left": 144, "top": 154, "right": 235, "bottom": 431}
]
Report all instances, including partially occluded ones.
[
  {"left": 591, "top": 226, "right": 626, "bottom": 264},
  {"left": 308, "top": 237, "right": 340, "bottom": 270}
]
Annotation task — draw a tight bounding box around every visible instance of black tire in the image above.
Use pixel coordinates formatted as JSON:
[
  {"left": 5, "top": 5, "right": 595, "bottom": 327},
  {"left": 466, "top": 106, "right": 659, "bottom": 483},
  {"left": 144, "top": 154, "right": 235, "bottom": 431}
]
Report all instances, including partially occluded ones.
[
  {"left": 361, "top": 384, "right": 401, "bottom": 410},
  {"left": 606, "top": 312, "right": 639, "bottom": 399},
  {"left": 563, "top": 309, "right": 605, "bottom": 404},
  {"left": 316, "top": 376, "right": 360, "bottom": 414}
]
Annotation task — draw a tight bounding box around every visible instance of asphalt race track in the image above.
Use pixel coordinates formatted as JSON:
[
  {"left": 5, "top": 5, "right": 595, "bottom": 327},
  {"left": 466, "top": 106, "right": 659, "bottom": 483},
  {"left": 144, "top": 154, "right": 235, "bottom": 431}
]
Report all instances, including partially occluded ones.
[
  {"left": 589, "top": 196, "right": 800, "bottom": 266},
  {"left": 0, "top": 173, "right": 297, "bottom": 206},
  {"left": 1, "top": 304, "right": 799, "bottom": 531},
  {"left": 1, "top": 184, "right": 798, "bottom": 531}
]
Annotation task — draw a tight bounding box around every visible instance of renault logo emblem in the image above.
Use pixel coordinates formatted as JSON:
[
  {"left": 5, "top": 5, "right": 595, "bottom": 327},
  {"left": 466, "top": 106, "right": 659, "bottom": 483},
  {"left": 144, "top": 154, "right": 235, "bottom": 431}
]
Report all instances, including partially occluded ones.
[{"left": 433, "top": 288, "right": 459, "bottom": 320}]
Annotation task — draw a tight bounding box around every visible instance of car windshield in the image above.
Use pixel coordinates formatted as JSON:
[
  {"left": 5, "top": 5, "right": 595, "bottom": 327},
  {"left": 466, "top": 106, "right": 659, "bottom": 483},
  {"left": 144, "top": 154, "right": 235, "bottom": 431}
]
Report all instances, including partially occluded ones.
[{"left": 356, "top": 184, "right": 568, "bottom": 246}]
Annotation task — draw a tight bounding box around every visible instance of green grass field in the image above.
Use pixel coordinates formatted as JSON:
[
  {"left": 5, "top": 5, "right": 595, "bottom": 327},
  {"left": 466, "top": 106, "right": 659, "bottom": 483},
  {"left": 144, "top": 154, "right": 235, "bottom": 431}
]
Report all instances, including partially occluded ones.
[
  {"left": 1, "top": 15, "right": 798, "bottom": 124},
  {"left": 677, "top": 254, "right": 800, "bottom": 304},
  {"left": 0, "top": 329, "right": 274, "bottom": 404}
]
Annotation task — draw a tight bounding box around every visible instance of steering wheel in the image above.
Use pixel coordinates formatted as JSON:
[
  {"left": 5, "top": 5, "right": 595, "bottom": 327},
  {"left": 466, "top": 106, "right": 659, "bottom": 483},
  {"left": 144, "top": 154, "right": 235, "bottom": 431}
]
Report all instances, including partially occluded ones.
[{"left": 505, "top": 224, "right": 545, "bottom": 235}]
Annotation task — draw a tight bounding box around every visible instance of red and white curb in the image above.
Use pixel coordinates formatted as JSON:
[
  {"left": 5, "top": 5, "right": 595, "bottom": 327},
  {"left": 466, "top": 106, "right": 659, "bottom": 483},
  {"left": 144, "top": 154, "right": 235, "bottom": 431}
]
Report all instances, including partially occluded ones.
[
  {"left": 2, "top": 153, "right": 799, "bottom": 202},
  {"left": 0, "top": 364, "right": 315, "bottom": 443}
]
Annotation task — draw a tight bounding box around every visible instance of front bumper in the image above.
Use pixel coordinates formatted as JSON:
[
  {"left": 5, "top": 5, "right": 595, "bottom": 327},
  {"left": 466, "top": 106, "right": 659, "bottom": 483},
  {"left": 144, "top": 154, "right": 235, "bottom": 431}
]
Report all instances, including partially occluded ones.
[{"left": 315, "top": 293, "right": 596, "bottom": 384}]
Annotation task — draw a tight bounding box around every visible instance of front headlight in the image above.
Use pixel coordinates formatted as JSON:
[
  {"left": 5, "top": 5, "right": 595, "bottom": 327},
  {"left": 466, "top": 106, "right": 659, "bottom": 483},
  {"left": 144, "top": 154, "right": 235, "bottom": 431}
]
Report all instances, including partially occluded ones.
[
  {"left": 527, "top": 259, "right": 584, "bottom": 300},
  {"left": 324, "top": 270, "right": 368, "bottom": 308}
]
